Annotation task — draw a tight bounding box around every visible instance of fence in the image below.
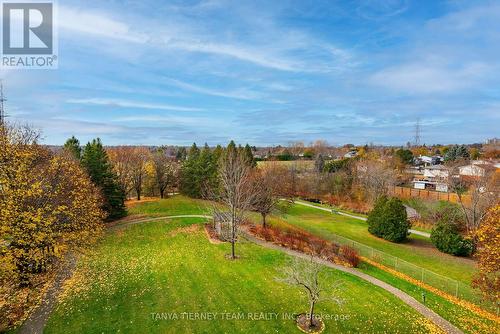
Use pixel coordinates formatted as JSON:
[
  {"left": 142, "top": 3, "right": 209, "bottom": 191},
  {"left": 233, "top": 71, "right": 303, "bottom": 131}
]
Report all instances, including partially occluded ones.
[
  {"left": 326, "top": 232, "right": 493, "bottom": 310},
  {"left": 389, "top": 186, "right": 471, "bottom": 206}
]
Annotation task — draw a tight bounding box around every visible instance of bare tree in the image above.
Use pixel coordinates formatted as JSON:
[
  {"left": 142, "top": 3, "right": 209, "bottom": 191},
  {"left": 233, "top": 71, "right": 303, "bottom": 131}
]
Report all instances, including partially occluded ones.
[
  {"left": 211, "top": 149, "right": 257, "bottom": 259},
  {"left": 289, "top": 141, "right": 305, "bottom": 156},
  {"left": 277, "top": 256, "right": 342, "bottom": 331},
  {"left": 151, "top": 149, "right": 178, "bottom": 198},
  {"left": 446, "top": 164, "right": 499, "bottom": 237},
  {"left": 312, "top": 139, "right": 329, "bottom": 156},
  {"left": 129, "top": 147, "right": 150, "bottom": 200},
  {"left": 252, "top": 163, "right": 293, "bottom": 228},
  {"left": 355, "top": 160, "right": 396, "bottom": 202}
]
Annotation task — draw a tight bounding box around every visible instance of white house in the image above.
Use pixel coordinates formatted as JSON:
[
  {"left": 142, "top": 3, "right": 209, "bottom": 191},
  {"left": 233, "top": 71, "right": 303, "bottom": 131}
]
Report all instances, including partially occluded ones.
[
  {"left": 344, "top": 151, "right": 357, "bottom": 159},
  {"left": 423, "top": 165, "right": 449, "bottom": 179},
  {"left": 412, "top": 180, "right": 448, "bottom": 192},
  {"left": 416, "top": 155, "right": 442, "bottom": 166},
  {"left": 458, "top": 163, "right": 496, "bottom": 177},
  {"left": 412, "top": 165, "right": 449, "bottom": 192}
]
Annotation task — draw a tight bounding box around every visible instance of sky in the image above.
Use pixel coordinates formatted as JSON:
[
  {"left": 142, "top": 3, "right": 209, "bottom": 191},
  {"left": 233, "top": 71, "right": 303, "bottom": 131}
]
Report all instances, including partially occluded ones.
[{"left": 2, "top": 0, "right": 500, "bottom": 146}]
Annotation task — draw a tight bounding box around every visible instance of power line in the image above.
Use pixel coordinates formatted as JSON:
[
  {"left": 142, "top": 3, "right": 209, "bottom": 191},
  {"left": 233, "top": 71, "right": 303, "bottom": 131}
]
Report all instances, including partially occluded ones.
[
  {"left": 0, "top": 80, "right": 6, "bottom": 126},
  {"left": 414, "top": 118, "right": 421, "bottom": 147}
]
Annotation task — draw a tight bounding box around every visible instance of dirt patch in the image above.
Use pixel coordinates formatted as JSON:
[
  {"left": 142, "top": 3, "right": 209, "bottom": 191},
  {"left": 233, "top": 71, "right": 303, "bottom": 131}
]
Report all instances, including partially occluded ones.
[
  {"left": 296, "top": 314, "right": 325, "bottom": 333},
  {"left": 125, "top": 197, "right": 159, "bottom": 207},
  {"left": 204, "top": 224, "right": 223, "bottom": 244},
  {"left": 167, "top": 224, "right": 201, "bottom": 237}
]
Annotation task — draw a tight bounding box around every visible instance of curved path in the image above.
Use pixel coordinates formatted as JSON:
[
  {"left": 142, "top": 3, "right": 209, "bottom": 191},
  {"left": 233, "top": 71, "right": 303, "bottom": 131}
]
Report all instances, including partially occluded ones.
[
  {"left": 19, "top": 214, "right": 460, "bottom": 334},
  {"left": 294, "top": 200, "right": 431, "bottom": 238},
  {"left": 241, "top": 230, "right": 462, "bottom": 334}
]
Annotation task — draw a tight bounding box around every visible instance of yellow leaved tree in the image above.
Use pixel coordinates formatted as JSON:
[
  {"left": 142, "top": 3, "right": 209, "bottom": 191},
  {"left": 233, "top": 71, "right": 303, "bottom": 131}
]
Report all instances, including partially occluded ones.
[{"left": 0, "top": 125, "right": 104, "bottom": 329}]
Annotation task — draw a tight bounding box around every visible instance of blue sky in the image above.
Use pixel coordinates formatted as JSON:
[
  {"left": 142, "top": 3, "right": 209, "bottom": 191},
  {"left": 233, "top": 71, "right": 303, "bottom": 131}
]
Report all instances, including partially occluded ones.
[{"left": 2, "top": 0, "right": 500, "bottom": 146}]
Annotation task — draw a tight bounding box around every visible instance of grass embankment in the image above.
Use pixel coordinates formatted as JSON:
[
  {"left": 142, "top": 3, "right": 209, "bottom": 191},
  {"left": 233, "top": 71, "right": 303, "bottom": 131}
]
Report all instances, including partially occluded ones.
[
  {"left": 44, "top": 197, "right": 438, "bottom": 333},
  {"left": 358, "top": 262, "right": 498, "bottom": 334},
  {"left": 273, "top": 203, "right": 476, "bottom": 285}
]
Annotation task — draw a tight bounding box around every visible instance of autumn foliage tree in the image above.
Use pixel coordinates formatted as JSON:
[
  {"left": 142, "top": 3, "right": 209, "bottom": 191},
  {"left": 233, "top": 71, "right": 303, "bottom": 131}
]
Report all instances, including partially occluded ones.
[
  {"left": 0, "top": 125, "right": 105, "bottom": 287},
  {"left": 473, "top": 205, "right": 500, "bottom": 305},
  {"left": 107, "top": 146, "right": 135, "bottom": 198},
  {"left": 129, "top": 147, "right": 150, "bottom": 200},
  {"left": 151, "top": 148, "right": 179, "bottom": 198}
]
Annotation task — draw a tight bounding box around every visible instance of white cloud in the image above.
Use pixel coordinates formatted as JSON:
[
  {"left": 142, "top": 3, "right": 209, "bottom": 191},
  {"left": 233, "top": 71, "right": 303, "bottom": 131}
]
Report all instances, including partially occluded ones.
[
  {"left": 165, "top": 40, "right": 299, "bottom": 71},
  {"left": 163, "top": 78, "right": 263, "bottom": 100},
  {"left": 370, "top": 62, "right": 490, "bottom": 94},
  {"left": 58, "top": 7, "right": 148, "bottom": 43},
  {"left": 56, "top": 6, "right": 352, "bottom": 73},
  {"left": 66, "top": 98, "right": 204, "bottom": 112},
  {"left": 114, "top": 114, "right": 218, "bottom": 126}
]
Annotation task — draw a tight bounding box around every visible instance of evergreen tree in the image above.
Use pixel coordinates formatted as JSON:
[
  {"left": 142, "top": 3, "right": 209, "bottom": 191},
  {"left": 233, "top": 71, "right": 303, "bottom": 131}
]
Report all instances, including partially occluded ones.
[
  {"left": 243, "top": 143, "right": 256, "bottom": 167},
  {"left": 395, "top": 148, "right": 413, "bottom": 164},
  {"left": 81, "top": 138, "right": 126, "bottom": 220},
  {"left": 367, "top": 196, "right": 410, "bottom": 243},
  {"left": 180, "top": 143, "right": 202, "bottom": 197},
  {"left": 63, "top": 136, "right": 81, "bottom": 160},
  {"left": 199, "top": 143, "right": 218, "bottom": 193},
  {"left": 176, "top": 147, "right": 187, "bottom": 161},
  {"left": 227, "top": 140, "right": 237, "bottom": 158},
  {"left": 444, "top": 145, "right": 470, "bottom": 162},
  {"left": 213, "top": 144, "right": 223, "bottom": 163}
]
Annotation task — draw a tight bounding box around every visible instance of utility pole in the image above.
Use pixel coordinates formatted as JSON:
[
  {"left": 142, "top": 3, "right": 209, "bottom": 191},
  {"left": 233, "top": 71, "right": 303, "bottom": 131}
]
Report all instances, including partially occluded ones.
[
  {"left": 0, "top": 80, "right": 6, "bottom": 126},
  {"left": 414, "top": 118, "right": 421, "bottom": 147}
]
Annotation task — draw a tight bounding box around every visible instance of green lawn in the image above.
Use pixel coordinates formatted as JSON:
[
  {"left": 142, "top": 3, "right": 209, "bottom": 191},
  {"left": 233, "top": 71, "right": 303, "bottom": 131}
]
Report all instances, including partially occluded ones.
[
  {"left": 127, "top": 196, "right": 211, "bottom": 216},
  {"left": 44, "top": 199, "right": 439, "bottom": 333},
  {"left": 358, "top": 263, "right": 497, "bottom": 334},
  {"left": 273, "top": 203, "right": 476, "bottom": 285}
]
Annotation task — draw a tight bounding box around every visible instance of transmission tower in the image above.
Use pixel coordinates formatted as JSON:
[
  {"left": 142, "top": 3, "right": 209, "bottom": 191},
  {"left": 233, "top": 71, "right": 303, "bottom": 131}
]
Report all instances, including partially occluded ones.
[
  {"left": 414, "top": 118, "right": 421, "bottom": 147},
  {"left": 0, "top": 80, "right": 6, "bottom": 126}
]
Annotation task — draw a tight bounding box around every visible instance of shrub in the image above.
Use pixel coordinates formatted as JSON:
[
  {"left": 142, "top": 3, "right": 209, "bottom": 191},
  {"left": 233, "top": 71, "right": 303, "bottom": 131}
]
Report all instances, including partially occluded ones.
[
  {"left": 431, "top": 220, "right": 474, "bottom": 257},
  {"left": 340, "top": 245, "right": 360, "bottom": 267},
  {"left": 367, "top": 196, "right": 411, "bottom": 243},
  {"left": 248, "top": 225, "right": 354, "bottom": 265}
]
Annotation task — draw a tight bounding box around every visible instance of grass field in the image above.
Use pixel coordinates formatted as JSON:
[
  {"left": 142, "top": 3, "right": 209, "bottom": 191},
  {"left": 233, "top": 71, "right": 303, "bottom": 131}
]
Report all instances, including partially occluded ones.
[
  {"left": 357, "top": 263, "right": 497, "bottom": 334},
  {"left": 271, "top": 203, "right": 476, "bottom": 285},
  {"left": 44, "top": 197, "right": 443, "bottom": 334}
]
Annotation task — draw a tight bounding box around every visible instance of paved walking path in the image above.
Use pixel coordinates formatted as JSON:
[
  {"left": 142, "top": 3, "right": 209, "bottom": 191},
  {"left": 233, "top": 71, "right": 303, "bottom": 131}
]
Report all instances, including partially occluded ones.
[
  {"left": 294, "top": 200, "right": 431, "bottom": 238},
  {"left": 241, "top": 230, "right": 463, "bottom": 334},
  {"left": 18, "top": 254, "right": 77, "bottom": 334}
]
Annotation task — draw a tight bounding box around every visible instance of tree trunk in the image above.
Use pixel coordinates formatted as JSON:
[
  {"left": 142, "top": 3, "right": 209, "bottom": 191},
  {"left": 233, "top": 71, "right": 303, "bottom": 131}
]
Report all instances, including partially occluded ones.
[
  {"left": 261, "top": 212, "right": 267, "bottom": 228},
  {"left": 159, "top": 188, "right": 164, "bottom": 199},
  {"left": 309, "top": 301, "right": 315, "bottom": 329},
  {"left": 231, "top": 207, "right": 236, "bottom": 259}
]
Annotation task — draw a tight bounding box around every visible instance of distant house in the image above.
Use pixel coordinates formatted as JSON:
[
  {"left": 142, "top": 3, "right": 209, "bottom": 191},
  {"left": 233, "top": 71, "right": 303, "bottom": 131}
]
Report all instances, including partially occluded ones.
[
  {"left": 412, "top": 180, "right": 448, "bottom": 192},
  {"left": 412, "top": 165, "right": 449, "bottom": 192},
  {"left": 415, "top": 155, "right": 442, "bottom": 166},
  {"left": 458, "top": 163, "right": 496, "bottom": 178},
  {"left": 423, "top": 165, "right": 449, "bottom": 179},
  {"left": 344, "top": 150, "right": 357, "bottom": 159}
]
